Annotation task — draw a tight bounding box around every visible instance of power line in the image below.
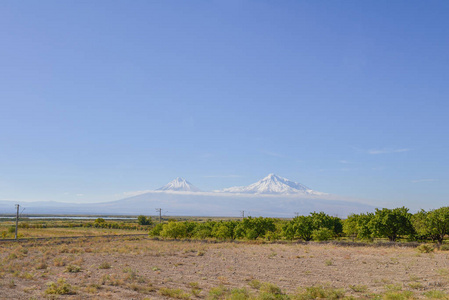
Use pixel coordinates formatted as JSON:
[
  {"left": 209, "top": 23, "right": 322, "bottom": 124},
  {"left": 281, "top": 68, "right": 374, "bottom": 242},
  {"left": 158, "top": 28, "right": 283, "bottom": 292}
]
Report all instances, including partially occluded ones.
[
  {"left": 15, "top": 204, "right": 19, "bottom": 240},
  {"left": 155, "top": 208, "right": 162, "bottom": 223}
]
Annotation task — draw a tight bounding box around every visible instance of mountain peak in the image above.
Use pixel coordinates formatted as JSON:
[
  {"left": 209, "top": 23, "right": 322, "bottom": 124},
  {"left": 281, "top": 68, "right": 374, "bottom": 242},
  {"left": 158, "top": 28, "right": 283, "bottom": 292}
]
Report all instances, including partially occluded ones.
[
  {"left": 263, "top": 173, "right": 283, "bottom": 181},
  {"left": 219, "top": 173, "right": 321, "bottom": 195},
  {"left": 157, "top": 177, "right": 201, "bottom": 192}
]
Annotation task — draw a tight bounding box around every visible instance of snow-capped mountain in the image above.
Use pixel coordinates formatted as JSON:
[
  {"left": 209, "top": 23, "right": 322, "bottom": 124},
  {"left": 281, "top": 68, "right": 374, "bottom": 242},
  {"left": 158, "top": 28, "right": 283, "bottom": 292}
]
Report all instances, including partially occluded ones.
[
  {"left": 156, "top": 177, "right": 201, "bottom": 192},
  {"left": 219, "top": 173, "right": 324, "bottom": 195},
  {"left": 0, "top": 174, "right": 374, "bottom": 217}
]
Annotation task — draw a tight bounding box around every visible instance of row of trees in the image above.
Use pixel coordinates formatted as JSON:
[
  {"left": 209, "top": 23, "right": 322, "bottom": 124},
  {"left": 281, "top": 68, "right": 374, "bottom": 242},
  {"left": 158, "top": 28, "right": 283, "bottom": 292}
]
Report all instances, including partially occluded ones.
[
  {"left": 150, "top": 217, "right": 278, "bottom": 240},
  {"left": 148, "top": 207, "right": 449, "bottom": 243},
  {"left": 344, "top": 207, "right": 449, "bottom": 243}
]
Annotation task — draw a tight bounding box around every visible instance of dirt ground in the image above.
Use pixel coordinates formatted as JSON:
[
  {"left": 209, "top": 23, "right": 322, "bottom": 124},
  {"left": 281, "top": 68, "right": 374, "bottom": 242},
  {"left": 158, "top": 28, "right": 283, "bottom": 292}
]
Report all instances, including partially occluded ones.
[{"left": 1, "top": 236, "right": 449, "bottom": 299}]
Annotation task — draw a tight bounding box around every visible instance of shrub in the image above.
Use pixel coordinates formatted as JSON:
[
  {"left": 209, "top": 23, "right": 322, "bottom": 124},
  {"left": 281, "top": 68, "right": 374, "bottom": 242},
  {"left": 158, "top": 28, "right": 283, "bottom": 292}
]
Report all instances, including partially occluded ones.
[
  {"left": 159, "top": 287, "right": 190, "bottom": 299},
  {"left": 407, "top": 282, "right": 423, "bottom": 290},
  {"left": 66, "top": 265, "right": 81, "bottom": 273},
  {"left": 189, "top": 282, "right": 202, "bottom": 297},
  {"left": 383, "top": 291, "right": 414, "bottom": 299},
  {"left": 248, "top": 279, "right": 262, "bottom": 289},
  {"left": 45, "top": 278, "right": 75, "bottom": 295},
  {"left": 423, "top": 290, "right": 447, "bottom": 298},
  {"left": 295, "top": 285, "right": 345, "bottom": 299},
  {"left": 208, "top": 285, "right": 229, "bottom": 300},
  {"left": 53, "top": 257, "right": 66, "bottom": 267},
  {"left": 417, "top": 244, "right": 434, "bottom": 253},
  {"left": 384, "top": 284, "right": 402, "bottom": 291},
  {"left": 229, "top": 288, "right": 250, "bottom": 299},
  {"left": 99, "top": 262, "right": 111, "bottom": 269},
  {"left": 8, "top": 279, "right": 15, "bottom": 289},
  {"left": 259, "top": 282, "right": 283, "bottom": 295},
  {"left": 440, "top": 245, "right": 449, "bottom": 251},
  {"left": 35, "top": 261, "right": 48, "bottom": 270},
  {"left": 349, "top": 285, "right": 367, "bottom": 293}
]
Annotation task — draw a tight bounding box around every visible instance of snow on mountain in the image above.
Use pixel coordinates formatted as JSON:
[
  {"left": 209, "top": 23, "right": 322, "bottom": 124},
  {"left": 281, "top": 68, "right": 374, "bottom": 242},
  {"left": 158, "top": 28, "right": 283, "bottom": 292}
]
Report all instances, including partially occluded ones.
[
  {"left": 156, "top": 177, "right": 201, "bottom": 192},
  {"left": 218, "top": 173, "right": 324, "bottom": 195},
  {"left": 0, "top": 174, "right": 374, "bottom": 217}
]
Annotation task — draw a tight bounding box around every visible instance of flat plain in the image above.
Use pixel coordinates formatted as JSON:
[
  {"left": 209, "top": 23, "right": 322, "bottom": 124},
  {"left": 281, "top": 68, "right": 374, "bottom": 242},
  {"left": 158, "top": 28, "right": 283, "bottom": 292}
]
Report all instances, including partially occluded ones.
[{"left": 1, "top": 236, "right": 449, "bottom": 299}]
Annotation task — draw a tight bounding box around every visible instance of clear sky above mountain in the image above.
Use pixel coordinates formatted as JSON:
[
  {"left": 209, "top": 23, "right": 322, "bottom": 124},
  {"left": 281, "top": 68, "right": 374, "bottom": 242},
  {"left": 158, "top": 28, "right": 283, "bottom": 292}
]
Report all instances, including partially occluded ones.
[{"left": 1, "top": 1, "right": 448, "bottom": 210}]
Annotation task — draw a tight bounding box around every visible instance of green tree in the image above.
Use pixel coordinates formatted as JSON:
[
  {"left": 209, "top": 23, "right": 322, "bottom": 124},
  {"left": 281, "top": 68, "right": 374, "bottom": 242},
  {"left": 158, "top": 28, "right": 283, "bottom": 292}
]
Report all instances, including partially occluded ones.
[
  {"left": 283, "top": 215, "right": 315, "bottom": 241},
  {"left": 310, "top": 212, "right": 343, "bottom": 237},
  {"left": 212, "top": 222, "right": 234, "bottom": 240},
  {"left": 95, "top": 218, "right": 105, "bottom": 224},
  {"left": 149, "top": 223, "right": 164, "bottom": 236},
  {"left": 234, "top": 217, "right": 276, "bottom": 240},
  {"left": 281, "top": 221, "right": 297, "bottom": 241},
  {"left": 193, "top": 221, "right": 215, "bottom": 239},
  {"left": 94, "top": 218, "right": 106, "bottom": 227},
  {"left": 160, "top": 222, "right": 187, "bottom": 239},
  {"left": 137, "top": 215, "right": 153, "bottom": 226},
  {"left": 343, "top": 214, "right": 358, "bottom": 241},
  {"left": 413, "top": 207, "right": 449, "bottom": 244},
  {"left": 343, "top": 213, "right": 373, "bottom": 240},
  {"left": 312, "top": 228, "right": 334, "bottom": 241},
  {"left": 370, "top": 207, "right": 414, "bottom": 242}
]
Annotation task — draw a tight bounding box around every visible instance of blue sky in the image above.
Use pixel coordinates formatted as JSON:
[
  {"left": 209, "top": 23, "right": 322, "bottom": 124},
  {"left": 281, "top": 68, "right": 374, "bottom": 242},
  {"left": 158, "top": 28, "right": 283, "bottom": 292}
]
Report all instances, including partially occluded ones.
[{"left": 1, "top": 1, "right": 448, "bottom": 210}]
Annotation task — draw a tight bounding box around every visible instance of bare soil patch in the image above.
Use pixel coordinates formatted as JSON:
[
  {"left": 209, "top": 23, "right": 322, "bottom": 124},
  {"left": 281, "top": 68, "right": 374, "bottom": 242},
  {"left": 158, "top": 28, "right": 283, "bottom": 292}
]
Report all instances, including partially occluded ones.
[{"left": 1, "top": 237, "right": 448, "bottom": 299}]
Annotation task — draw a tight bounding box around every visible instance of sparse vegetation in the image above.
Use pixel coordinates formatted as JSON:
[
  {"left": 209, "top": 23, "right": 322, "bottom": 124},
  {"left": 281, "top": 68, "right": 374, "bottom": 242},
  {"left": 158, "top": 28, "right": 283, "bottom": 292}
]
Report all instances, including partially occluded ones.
[
  {"left": 248, "top": 279, "right": 262, "bottom": 289},
  {"left": 439, "top": 244, "right": 449, "bottom": 251},
  {"left": 3, "top": 214, "right": 449, "bottom": 299},
  {"left": 417, "top": 244, "right": 435, "bottom": 253},
  {"left": 423, "top": 290, "right": 448, "bottom": 298},
  {"left": 99, "top": 261, "right": 111, "bottom": 269},
  {"left": 408, "top": 282, "right": 423, "bottom": 290},
  {"left": 295, "top": 285, "right": 345, "bottom": 299},
  {"left": 159, "top": 287, "right": 190, "bottom": 299},
  {"left": 66, "top": 264, "right": 81, "bottom": 273},
  {"left": 208, "top": 285, "right": 229, "bottom": 299},
  {"left": 349, "top": 284, "right": 368, "bottom": 292},
  {"left": 45, "top": 278, "right": 75, "bottom": 295}
]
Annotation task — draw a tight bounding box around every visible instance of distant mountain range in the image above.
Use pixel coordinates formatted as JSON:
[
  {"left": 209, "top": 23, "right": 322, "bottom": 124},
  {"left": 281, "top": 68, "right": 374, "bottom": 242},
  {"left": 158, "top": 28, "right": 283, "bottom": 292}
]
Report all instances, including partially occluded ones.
[
  {"left": 154, "top": 173, "right": 324, "bottom": 195},
  {"left": 0, "top": 174, "right": 375, "bottom": 217},
  {"left": 217, "top": 173, "right": 324, "bottom": 195}
]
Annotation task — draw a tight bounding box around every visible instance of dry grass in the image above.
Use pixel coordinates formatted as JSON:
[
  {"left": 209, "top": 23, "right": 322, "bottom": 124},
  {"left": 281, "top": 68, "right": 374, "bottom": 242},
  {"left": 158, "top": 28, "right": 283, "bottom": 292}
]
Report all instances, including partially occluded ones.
[{"left": 1, "top": 236, "right": 449, "bottom": 299}]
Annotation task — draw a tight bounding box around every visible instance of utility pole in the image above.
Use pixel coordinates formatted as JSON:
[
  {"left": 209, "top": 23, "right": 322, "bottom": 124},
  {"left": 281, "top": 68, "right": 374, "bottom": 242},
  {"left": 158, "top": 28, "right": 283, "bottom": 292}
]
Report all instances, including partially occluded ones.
[
  {"left": 240, "top": 210, "right": 245, "bottom": 220},
  {"left": 294, "top": 212, "right": 300, "bottom": 217},
  {"left": 15, "top": 204, "right": 19, "bottom": 240},
  {"left": 156, "top": 208, "right": 162, "bottom": 223}
]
